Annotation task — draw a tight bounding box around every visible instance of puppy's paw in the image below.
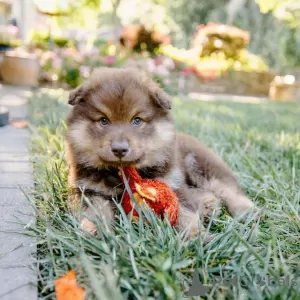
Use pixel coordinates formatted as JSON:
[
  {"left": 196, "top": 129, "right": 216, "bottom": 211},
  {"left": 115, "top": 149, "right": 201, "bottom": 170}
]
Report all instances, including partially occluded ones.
[
  {"left": 229, "top": 195, "right": 260, "bottom": 221},
  {"left": 178, "top": 210, "right": 214, "bottom": 243},
  {"left": 188, "top": 226, "right": 215, "bottom": 244},
  {"left": 201, "top": 193, "right": 222, "bottom": 222},
  {"left": 195, "top": 191, "right": 221, "bottom": 223},
  {"left": 80, "top": 218, "right": 97, "bottom": 235}
]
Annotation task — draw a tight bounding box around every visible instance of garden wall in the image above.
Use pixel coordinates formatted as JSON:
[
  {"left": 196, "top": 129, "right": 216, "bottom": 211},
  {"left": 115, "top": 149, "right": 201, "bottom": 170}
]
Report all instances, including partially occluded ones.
[{"left": 186, "top": 70, "right": 277, "bottom": 96}]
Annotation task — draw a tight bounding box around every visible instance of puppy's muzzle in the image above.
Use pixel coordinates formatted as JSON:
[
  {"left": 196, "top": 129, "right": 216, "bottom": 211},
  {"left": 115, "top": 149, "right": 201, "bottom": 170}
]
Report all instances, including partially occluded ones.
[{"left": 111, "top": 140, "right": 129, "bottom": 158}]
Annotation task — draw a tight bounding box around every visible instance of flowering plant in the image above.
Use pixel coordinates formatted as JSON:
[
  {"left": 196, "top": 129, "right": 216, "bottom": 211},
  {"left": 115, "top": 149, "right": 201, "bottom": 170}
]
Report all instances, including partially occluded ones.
[
  {"left": 37, "top": 46, "right": 119, "bottom": 87},
  {"left": 0, "top": 25, "right": 20, "bottom": 48}
]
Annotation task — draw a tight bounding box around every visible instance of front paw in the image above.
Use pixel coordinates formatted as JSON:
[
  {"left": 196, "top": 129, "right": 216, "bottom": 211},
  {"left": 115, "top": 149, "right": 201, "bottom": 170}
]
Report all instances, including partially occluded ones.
[
  {"left": 188, "top": 226, "right": 215, "bottom": 243},
  {"left": 201, "top": 193, "right": 221, "bottom": 223}
]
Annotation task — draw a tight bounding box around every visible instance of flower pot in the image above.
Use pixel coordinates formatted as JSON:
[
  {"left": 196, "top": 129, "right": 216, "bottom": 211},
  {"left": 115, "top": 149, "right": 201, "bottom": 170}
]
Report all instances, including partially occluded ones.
[{"left": 0, "top": 52, "right": 40, "bottom": 86}]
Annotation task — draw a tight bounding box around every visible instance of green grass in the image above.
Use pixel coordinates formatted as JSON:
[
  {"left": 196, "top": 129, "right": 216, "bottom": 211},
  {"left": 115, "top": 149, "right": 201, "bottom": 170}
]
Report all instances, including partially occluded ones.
[{"left": 27, "top": 89, "right": 300, "bottom": 299}]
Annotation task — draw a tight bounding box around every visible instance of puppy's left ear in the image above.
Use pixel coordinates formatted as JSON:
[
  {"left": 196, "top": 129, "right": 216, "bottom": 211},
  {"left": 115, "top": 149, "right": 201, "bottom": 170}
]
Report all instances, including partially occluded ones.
[
  {"left": 150, "top": 88, "right": 172, "bottom": 110},
  {"left": 68, "top": 86, "right": 86, "bottom": 106}
]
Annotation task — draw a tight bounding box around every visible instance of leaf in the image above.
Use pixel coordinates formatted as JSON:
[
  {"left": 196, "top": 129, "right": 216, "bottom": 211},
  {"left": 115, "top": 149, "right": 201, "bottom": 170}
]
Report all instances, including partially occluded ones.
[
  {"left": 162, "top": 257, "right": 172, "bottom": 271},
  {"left": 55, "top": 270, "right": 85, "bottom": 300}
]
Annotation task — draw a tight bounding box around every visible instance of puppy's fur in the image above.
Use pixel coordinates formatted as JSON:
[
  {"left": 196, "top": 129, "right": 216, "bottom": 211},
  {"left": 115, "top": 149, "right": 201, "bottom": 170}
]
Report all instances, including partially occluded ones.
[{"left": 66, "top": 68, "right": 255, "bottom": 236}]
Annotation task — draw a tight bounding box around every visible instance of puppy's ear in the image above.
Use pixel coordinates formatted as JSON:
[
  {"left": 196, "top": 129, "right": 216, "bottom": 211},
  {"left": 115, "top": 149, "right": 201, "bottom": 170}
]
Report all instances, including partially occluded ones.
[
  {"left": 68, "top": 86, "right": 86, "bottom": 106},
  {"left": 150, "top": 88, "right": 172, "bottom": 110}
]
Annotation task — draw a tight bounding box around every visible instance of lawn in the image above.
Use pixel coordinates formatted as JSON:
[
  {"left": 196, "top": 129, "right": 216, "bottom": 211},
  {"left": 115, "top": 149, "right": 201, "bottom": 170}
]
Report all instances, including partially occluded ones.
[{"left": 28, "top": 89, "right": 300, "bottom": 299}]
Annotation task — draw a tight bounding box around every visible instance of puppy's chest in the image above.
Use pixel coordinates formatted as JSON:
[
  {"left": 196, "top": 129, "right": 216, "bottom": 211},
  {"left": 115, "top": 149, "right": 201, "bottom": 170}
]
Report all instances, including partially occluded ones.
[
  {"left": 76, "top": 167, "right": 122, "bottom": 197},
  {"left": 137, "top": 166, "right": 183, "bottom": 191},
  {"left": 75, "top": 166, "right": 183, "bottom": 197}
]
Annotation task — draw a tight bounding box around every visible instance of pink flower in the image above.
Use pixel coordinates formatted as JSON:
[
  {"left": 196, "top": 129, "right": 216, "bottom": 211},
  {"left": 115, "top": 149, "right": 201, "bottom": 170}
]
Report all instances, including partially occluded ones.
[
  {"left": 53, "top": 57, "right": 62, "bottom": 69},
  {"left": 146, "top": 59, "right": 156, "bottom": 73},
  {"left": 182, "top": 67, "right": 193, "bottom": 75},
  {"left": 163, "top": 78, "right": 171, "bottom": 85},
  {"left": 154, "top": 56, "right": 163, "bottom": 65},
  {"left": 80, "top": 66, "right": 90, "bottom": 78},
  {"left": 61, "top": 47, "right": 77, "bottom": 58},
  {"left": 89, "top": 47, "right": 99, "bottom": 57},
  {"left": 155, "top": 65, "right": 169, "bottom": 77},
  {"left": 162, "top": 57, "right": 175, "bottom": 70},
  {"left": 104, "top": 56, "right": 116, "bottom": 66}
]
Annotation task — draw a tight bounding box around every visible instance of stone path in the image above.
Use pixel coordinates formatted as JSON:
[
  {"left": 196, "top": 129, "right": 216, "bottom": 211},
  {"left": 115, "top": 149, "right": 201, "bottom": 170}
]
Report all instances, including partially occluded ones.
[{"left": 0, "top": 85, "right": 36, "bottom": 300}]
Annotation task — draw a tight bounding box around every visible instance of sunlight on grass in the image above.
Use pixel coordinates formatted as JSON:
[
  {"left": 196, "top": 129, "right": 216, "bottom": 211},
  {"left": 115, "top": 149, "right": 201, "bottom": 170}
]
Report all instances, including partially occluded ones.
[{"left": 27, "top": 90, "right": 300, "bottom": 299}]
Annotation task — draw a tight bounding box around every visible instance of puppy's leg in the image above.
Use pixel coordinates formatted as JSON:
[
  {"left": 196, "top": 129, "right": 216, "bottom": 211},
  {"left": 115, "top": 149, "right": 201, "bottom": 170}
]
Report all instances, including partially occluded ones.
[
  {"left": 184, "top": 152, "right": 256, "bottom": 217},
  {"left": 187, "top": 188, "right": 221, "bottom": 223},
  {"left": 68, "top": 192, "right": 114, "bottom": 234},
  {"left": 177, "top": 203, "right": 214, "bottom": 242},
  {"left": 177, "top": 204, "right": 202, "bottom": 238},
  {"left": 213, "top": 180, "right": 255, "bottom": 216},
  {"left": 202, "top": 179, "right": 256, "bottom": 217}
]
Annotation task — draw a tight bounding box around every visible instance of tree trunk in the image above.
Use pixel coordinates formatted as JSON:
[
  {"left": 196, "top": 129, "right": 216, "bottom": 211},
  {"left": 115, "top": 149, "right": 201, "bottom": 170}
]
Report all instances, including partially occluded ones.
[
  {"left": 226, "top": 0, "right": 247, "bottom": 24},
  {"left": 112, "top": 0, "right": 121, "bottom": 55}
]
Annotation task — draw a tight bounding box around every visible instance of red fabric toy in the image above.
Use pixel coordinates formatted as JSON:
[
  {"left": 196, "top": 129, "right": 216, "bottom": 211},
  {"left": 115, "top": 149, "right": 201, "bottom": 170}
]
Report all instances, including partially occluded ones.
[{"left": 119, "top": 167, "right": 179, "bottom": 226}]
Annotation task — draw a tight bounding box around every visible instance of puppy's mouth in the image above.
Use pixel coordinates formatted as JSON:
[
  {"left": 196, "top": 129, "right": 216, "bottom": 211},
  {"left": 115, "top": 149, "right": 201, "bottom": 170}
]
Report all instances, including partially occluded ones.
[{"left": 99, "top": 156, "right": 144, "bottom": 168}]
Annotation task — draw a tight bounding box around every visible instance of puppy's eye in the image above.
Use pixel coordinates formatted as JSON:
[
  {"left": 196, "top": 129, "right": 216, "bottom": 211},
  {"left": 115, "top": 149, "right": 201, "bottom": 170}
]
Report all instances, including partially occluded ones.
[
  {"left": 132, "top": 117, "right": 142, "bottom": 126},
  {"left": 100, "top": 117, "right": 109, "bottom": 126}
]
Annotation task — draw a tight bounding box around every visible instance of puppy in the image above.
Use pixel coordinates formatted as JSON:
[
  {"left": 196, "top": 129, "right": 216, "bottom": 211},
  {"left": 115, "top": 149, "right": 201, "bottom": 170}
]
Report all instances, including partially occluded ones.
[{"left": 66, "top": 68, "right": 255, "bottom": 236}]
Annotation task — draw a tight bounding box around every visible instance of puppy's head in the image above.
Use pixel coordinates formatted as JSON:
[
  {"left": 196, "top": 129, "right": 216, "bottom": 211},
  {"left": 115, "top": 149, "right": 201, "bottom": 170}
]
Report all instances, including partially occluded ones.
[{"left": 67, "top": 68, "right": 175, "bottom": 168}]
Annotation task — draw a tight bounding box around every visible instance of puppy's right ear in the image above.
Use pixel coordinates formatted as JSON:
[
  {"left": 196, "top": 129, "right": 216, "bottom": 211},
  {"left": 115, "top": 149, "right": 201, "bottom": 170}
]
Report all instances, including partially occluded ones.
[{"left": 68, "top": 86, "right": 86, "bottom": 106}]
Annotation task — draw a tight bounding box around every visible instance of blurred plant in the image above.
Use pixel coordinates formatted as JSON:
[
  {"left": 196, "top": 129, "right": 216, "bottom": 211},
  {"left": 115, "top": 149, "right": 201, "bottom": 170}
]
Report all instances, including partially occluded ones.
[
  {"left": 124, "top": 54, "right": 175, "bottom": 92},
  {"left": 0, "top": 25, "right": 20, "bottom": 48},
  {"left": 120, "top": 24, "right": 170, "bottom": 54},
  {"left": 166, "top": 0, "right": 228, "bottom": 47},
  {"left": 118, "top": 0, "right": 176, "bottom": 33},
  {"left": 60, "top": 62, "right": 81, "bottom": 88},
  {"left": 235, "top": 0, "right": 300, "bottom": 70},
  {"left": 53, "top": 0, "right": 101, "bottom": 30},
  {"left": 160, "top": 45, "right": 197, "bottom": 69},
  {"left": 257, "top": 0, "right": 300, "bottom": 28},
  {"left": 161, "top": 35, "right": 268, "bottom": 79},
  {"left": 192, "top": 23, "right": 250, "bottom": 58},
  {"left": 37, "top": 45, "right": 122, "bottom": 88},
  {"left": 30, "top": 30, "right": 75, "bottom": 49}
]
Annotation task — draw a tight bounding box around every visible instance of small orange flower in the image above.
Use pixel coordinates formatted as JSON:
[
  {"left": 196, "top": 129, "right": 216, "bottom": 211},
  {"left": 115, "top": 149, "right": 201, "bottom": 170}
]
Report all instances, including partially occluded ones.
[
  {"left": 55, "top": 270, "right": 85, "bottom": 300},
  {"left": 11, "top": 120, "right": 28, "bottom": 128}
]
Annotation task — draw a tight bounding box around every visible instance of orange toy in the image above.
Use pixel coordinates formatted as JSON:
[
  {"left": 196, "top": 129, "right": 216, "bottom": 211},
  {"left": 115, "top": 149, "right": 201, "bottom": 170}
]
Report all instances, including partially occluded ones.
[{"left": 119, "top": 167, "right": 179, "bottom": 226}]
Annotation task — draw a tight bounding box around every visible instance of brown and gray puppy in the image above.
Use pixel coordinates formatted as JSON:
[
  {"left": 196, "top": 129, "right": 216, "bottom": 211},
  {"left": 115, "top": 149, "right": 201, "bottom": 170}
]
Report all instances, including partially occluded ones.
[{"left": 66, "top": 68, "right": 255, "bottom": 236}]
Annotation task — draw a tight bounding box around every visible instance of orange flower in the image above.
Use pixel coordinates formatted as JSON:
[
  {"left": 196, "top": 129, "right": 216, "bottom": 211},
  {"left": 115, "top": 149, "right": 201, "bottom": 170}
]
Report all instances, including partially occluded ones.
[
  {"left": 11, "top": 120, "right": 28, "bottom": 128},
  {"left": 55, "top": 270, "right": 85, "bottom": 300}
]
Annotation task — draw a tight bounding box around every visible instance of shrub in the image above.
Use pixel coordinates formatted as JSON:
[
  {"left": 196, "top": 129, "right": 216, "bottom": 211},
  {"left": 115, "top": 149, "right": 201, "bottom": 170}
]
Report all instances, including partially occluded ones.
[
  {"left": 192, "top": 23, "right": 250, "bottom": 58},
  {"left": 30, "top": 30, "right": 75, "bottom": 49},
  {"left": 0, "top": 24, "right": 20, "bottom": 49},
  {"left": 120, "top": 24, "right": 170, "bottom": 54}
]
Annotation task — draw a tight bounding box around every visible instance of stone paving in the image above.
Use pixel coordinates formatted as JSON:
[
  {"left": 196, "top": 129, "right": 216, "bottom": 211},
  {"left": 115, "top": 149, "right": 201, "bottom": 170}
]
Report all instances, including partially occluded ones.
[{"left": 0, "top": 85, "right": 36, "bottom": 300}]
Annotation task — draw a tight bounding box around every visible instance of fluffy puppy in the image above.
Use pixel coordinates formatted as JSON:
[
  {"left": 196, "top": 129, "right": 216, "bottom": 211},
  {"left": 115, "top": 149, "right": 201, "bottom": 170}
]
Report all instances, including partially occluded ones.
[{"left": 66, "top": 68, "right": 255, "bottom": 236}]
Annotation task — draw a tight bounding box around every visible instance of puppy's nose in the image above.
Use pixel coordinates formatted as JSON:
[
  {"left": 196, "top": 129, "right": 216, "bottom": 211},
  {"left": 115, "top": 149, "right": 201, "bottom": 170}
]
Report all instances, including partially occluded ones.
[{"left": 111, "top": 141, "right": 129, "bottom": 158}]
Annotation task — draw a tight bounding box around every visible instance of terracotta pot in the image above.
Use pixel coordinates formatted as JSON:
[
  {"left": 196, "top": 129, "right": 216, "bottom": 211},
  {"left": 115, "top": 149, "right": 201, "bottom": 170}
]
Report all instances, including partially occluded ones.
[{"left": 0, "top": 53, "right": 40, "bottom": 86}]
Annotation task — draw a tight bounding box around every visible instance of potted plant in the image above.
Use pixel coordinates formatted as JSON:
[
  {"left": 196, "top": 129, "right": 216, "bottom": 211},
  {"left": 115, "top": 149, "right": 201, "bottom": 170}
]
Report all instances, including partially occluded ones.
[{"left": 0, "top": 49, "right": 40, "bottom": 86}]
